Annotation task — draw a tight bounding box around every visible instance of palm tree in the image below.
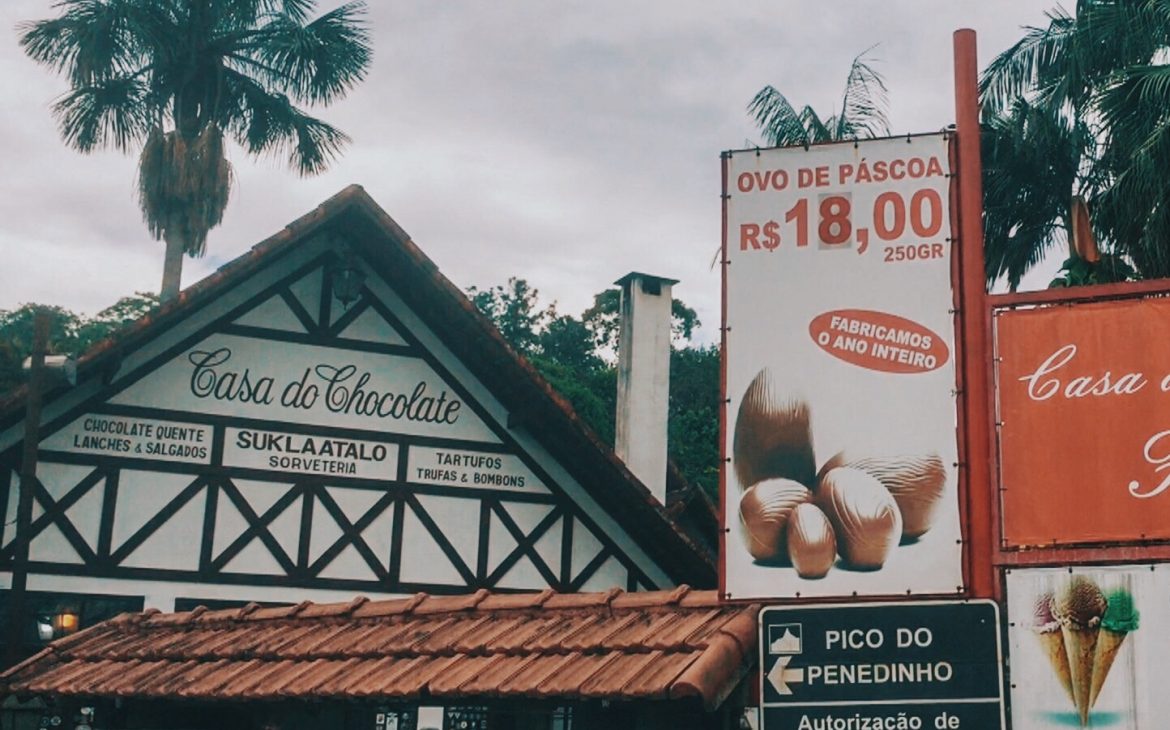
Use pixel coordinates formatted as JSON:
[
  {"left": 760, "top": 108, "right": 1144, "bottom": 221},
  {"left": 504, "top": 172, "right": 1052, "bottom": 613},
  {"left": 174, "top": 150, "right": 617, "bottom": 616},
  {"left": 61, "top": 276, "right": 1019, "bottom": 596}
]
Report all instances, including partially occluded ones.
[
  {"left": 748, "top": 49, "right": 890, "bottom": 147},
  {"left": 980, "top": 98, "right": 1094, "bottom": 290},
  {"left": 19, "top": 0, "right": 372, "bottom": 302},
  {"left": 979, "top": 0, "right": 1170, "bottom": 285}
]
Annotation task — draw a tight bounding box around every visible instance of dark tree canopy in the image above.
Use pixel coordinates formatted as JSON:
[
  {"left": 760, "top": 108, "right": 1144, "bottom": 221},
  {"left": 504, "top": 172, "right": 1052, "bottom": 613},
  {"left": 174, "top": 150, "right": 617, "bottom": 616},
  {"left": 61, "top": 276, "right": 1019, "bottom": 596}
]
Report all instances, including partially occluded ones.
[
  {"left": 468, "top": 278, "right": 719, "bottom": 500},
  {"left": 0, "top": 293, "right": 158, "bottom": 394},
  {"left": 980, "top": 0, "right": 1170, "bottom": 287}
]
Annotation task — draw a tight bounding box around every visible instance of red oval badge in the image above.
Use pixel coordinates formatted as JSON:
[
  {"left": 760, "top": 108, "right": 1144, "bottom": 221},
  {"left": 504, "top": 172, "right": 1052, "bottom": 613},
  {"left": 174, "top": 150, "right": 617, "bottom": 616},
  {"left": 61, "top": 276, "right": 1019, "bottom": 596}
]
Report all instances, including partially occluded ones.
[{"left": 808, "top": 309, "right": 950, "bottom": 374}]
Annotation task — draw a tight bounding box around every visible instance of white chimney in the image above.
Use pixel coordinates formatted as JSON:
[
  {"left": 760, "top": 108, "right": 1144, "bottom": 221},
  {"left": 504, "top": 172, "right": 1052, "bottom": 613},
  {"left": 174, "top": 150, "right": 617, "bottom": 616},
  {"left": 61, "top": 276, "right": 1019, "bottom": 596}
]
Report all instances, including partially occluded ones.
[{"left": 614, "top": 272, "right": 677, "bottom": 504}]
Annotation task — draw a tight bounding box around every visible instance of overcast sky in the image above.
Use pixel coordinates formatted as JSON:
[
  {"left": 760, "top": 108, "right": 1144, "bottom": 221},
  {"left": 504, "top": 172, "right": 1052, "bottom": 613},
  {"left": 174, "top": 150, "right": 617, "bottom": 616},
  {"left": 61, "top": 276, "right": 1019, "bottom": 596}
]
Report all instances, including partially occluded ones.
[{"left": 0, "top": 1, "right": 1060, "bottom": 342}]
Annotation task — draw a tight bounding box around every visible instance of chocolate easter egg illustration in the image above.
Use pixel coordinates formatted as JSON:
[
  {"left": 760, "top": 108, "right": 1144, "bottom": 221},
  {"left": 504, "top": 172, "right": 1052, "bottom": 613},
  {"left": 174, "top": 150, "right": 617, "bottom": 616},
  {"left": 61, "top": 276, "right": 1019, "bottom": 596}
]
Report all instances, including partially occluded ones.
[
  {"left": 739, "top": 478, "right": 811, "bottom": 562},
  {"left": 816, "top": 467, "right": 901, "bottom": 570},
  {"left": 786, "top": 502, "right": 836, "bottom": 579},
  {"left": 820, "top": 450, "right": 945, "bottom": 540},
  {"left": 733, "top": 369, "right": 815, "bottom": 490}
]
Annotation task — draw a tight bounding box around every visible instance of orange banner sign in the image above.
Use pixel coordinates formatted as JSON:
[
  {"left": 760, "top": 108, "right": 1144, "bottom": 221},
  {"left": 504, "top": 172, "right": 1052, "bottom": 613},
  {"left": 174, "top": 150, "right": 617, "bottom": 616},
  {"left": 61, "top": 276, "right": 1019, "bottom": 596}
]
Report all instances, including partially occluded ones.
[{"left": 996, "top": 297, "right": 1170, "bottom": 546}]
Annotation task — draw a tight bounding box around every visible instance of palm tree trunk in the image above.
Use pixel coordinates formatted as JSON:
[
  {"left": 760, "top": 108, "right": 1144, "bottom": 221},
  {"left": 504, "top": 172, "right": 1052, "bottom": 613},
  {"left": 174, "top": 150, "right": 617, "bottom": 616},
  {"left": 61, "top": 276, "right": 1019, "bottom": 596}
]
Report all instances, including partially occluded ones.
[{"left": 160, "top": 229, "right": 186, "bottom": 303}]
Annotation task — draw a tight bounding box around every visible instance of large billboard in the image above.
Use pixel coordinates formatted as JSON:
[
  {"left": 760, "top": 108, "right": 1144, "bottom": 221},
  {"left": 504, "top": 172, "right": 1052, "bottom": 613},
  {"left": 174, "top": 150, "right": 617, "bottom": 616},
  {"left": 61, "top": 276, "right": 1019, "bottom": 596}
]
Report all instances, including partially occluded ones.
[
  {"left": 996, "top": 297, "right": 1170, "bottom": 546},
  {"left": 1006, "top": 565, "right": 1166, "bottom": 730},
  {"left": 722, "top": 135, "right": 962, "bottom": 599}
]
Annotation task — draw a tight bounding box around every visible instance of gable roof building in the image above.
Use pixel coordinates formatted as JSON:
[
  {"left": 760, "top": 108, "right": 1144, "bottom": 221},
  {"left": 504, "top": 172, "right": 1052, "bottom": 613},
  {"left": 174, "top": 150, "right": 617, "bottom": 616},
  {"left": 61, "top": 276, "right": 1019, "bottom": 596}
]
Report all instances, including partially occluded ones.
[
  {"left": 0, "top": 187, "right": 743, "bottom": 730},
  {"left": 0, "top": 186, "right": 715, "bottom": 624}
]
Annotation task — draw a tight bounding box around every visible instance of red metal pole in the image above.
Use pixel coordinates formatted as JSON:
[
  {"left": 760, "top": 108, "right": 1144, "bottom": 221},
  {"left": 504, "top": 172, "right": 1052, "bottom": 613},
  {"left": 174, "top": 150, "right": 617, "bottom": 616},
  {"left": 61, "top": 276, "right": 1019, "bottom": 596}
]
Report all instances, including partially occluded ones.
[
  {"left": 719, "top": 151, "right": 730, "bottom": 600},
  {"left": 953, "top": 30, "right": 996, "bottom": 600}
]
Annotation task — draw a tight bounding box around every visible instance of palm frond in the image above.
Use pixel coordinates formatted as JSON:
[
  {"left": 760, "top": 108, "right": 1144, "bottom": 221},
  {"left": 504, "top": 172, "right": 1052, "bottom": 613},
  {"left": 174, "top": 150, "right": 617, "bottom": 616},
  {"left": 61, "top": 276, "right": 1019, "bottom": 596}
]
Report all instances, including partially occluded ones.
[
  {"left": 18, "top": 0, "right": 158, "bottom": 87},
  {"left": 285, "top": 111, "right": 349, "bottom": 175},
  {"left": 52, "top": 76, "right": 152, "bottom": 152},
  {"left": 981, "top": 98, "right": 1089, "bottom": 287},
  {"left": 801, "top": 107, "right": 834, "bottom": 144},
  {"left": 979, "top": 10, "right": 1074, "bottom": 113},
  {"left": 220, "top": 69, "right": 348, "bottom": 175},
  {"left": 214, "top": 0, "right": 314, "bottom": 25},
  {"left": 748, "top": 47, "right": 888, "bottom": 147},
  {"left": 248, "top": 0, "right": 371, "bottom": 105},
  {"left": 747, "top": 86, "right": 808, "bottom": 147},
  {"left": 837, "top": 49, "right": 889, "bottom": 139}
]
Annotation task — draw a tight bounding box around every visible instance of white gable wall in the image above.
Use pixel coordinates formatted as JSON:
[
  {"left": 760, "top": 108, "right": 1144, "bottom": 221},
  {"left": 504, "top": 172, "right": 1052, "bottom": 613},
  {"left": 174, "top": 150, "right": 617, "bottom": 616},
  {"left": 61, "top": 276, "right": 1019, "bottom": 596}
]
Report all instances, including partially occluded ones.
[{"left": 0, "top": 233, "right": 677, "bottom": 612}]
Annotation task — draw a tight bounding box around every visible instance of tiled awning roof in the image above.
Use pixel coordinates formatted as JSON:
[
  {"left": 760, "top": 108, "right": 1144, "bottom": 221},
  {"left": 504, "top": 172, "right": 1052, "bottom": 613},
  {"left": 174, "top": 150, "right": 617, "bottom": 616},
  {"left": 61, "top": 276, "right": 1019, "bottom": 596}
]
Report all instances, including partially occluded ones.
[{"left": 1, "top": 587, "right": 758, "bottom": 710}]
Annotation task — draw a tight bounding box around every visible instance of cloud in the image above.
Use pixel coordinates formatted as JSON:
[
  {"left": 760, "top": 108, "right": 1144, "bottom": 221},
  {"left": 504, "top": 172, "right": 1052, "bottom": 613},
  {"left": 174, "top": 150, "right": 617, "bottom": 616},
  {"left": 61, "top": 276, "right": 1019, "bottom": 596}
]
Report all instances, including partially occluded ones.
[{"left": 1, "top": 0, "right": 1057, "bottom": 334}]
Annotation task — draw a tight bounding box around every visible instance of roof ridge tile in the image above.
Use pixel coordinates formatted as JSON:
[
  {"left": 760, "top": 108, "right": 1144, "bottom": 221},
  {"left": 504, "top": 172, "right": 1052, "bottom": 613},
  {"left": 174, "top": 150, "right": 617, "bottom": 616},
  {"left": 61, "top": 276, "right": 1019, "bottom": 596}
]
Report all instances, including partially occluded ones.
[
  {"left": 476, "top": 588, "right": 556, "bottom": 611},
  {"left": 542, "top": 587, "right": 622, "bottom": 610},
  {"left": 414, "top": 589, "right": 489, "bottom": 615},
  {"left": 610, "top": 585, "right": 692, "bottom": 609}
]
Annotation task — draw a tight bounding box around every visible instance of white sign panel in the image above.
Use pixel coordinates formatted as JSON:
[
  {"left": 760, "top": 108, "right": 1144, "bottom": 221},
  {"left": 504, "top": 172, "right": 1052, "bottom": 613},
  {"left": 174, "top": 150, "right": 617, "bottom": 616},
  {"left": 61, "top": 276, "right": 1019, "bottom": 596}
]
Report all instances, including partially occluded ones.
[
  {"left": 223, "top": 427, "right": 399, "bottom": 480},
  {"left": 42, "top": 414, "right": 212, "bottom": 464},
  {"left": 407, "top": 447, "right": 549, "bottom": 493},
  {"left": 722, "top": 135, "right": 961, "bottom": 598},
  {"left": 1006, "top": 565, "right": 1166, "bottom": 730},
  {"left": 111, "top": 333, "right": 498, "bottom": 443}
]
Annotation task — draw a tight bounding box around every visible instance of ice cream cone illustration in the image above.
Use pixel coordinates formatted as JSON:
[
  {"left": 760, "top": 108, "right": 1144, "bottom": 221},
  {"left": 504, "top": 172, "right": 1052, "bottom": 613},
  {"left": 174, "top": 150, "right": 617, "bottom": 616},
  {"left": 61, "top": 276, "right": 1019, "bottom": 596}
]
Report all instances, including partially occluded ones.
[
  {"left": 1032, "top": 591, "right": 1074, "bottom": 704},
  {"left": 1088, "top": 587, "right": 1139, "bottom": 709},
  {"left": 1052, "top": 576, "right": 1107, "bottom": 726}
]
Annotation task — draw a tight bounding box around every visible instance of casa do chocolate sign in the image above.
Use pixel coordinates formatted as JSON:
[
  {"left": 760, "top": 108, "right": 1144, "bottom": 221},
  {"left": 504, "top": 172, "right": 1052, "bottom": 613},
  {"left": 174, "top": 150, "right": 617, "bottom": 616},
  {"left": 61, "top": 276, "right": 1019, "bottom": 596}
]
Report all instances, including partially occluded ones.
[
  {"left": 996, "top": 297, "right": 1170, "bottom": 546},
  {"left": 108, "top": 333, "right": 494, "bottom": 442}
]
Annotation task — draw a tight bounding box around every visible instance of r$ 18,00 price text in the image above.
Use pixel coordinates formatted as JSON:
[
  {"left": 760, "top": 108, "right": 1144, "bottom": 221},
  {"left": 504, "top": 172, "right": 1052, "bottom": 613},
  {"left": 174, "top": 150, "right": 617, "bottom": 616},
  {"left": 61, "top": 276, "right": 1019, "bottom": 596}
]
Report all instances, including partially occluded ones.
[{"left": 738, "top": 189, "right": 947, "bottom": 262}]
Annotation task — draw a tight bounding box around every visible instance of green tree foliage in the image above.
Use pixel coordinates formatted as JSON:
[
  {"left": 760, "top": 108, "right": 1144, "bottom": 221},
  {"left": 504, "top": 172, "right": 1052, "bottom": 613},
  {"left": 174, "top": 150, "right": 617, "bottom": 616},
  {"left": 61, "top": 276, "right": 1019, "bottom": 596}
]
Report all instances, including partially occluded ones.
[
  {"left": 0, "top": 293, "right": 158, "bottom": 394},
  {"left": 19, "top": 0, "right": 372, "bottom": 301},
  {"left": 667, "top": 346, "right": 720, "bottom": 497},
  {"left": 469, "top": 279, "right": 719, "bottom": 499},
  {"left": 980, "top": 0, "right": 1170, "bottom": 286},
  {"left": 467, "top": 278, "right": 551, "bottom": 357},
  {"left": 748, "top": 49, "right": 890, "bottom": 147},
  {"left": 581, "top": 288, "right": 699, "bottom": 356}
]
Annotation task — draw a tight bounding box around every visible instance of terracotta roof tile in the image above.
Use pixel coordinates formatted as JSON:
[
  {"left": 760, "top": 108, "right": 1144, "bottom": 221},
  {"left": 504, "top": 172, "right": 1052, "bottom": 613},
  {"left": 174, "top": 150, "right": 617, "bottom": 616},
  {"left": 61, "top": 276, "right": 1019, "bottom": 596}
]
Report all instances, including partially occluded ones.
[
  {"left": 577, "top": 651, "right": 662, "bottom": 697},
  {"left": 246, "top": 602, "right": 312, "bottom": 622},
  {"left": 458, "top": 654, "right": 537, "bottom": 696},
  {"left": 610, "top": 585, "right": 691, "bottom": 609},
  {"left": 475, "top": 589, "right": 555, "bottom": 611},
  {"left": 349, "top": 594, "right": 428, "bottom": 619},
  {"left": 412, "top": 589, "right": 490, "bottom": 615},
  {"left": 623, "top": 650, "right": 703, "bottom": 699},
  {"left": 535, "top": 652, "right": 616, "bottom": 697},
  {"left": 342, "top": 655, "right": 436, "bottom": 698},
  {"left": 542, "top": 587, "right": 621, "bottom": 610},
  {"left": 297, "top": 596, "right": 369, "bottom": 618},
  {"left": 481, "top": 614, "right": 564, "bottom": 654},
  {"left": 1, "top": 588, "right": 757, "bottom": 710},
  {"left": 495, "top": 651, "right": 577, "bottom": 696},
  {"left": 428, "top": 654, "right": 500, "bottom": 696},
  {"left": 413, "top": 615, "right": 496, "bottom": 655}
]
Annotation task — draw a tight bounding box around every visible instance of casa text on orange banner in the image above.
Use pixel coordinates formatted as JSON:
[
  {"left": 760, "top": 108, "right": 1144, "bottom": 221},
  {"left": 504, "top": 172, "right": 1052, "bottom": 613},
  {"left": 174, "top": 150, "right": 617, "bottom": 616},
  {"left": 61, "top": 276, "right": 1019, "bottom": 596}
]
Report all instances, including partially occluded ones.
[{"left": 997, "top": 297, "right": 1170, "bottom": 546}]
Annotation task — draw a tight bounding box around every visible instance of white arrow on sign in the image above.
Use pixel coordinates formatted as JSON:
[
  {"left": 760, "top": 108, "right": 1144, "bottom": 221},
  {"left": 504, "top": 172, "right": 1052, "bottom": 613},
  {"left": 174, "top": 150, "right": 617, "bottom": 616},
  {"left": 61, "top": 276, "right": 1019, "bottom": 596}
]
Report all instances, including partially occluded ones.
[{"left": 767, "top": 656, "right": 805, "bottom": 695}]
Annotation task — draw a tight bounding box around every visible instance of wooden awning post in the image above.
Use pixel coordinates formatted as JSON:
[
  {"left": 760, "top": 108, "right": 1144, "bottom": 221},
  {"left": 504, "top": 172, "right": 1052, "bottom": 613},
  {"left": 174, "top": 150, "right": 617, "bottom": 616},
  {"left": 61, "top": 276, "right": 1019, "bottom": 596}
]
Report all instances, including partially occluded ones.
[{"left": 6, "top": 308, "right": 49, "bottom": 666}]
